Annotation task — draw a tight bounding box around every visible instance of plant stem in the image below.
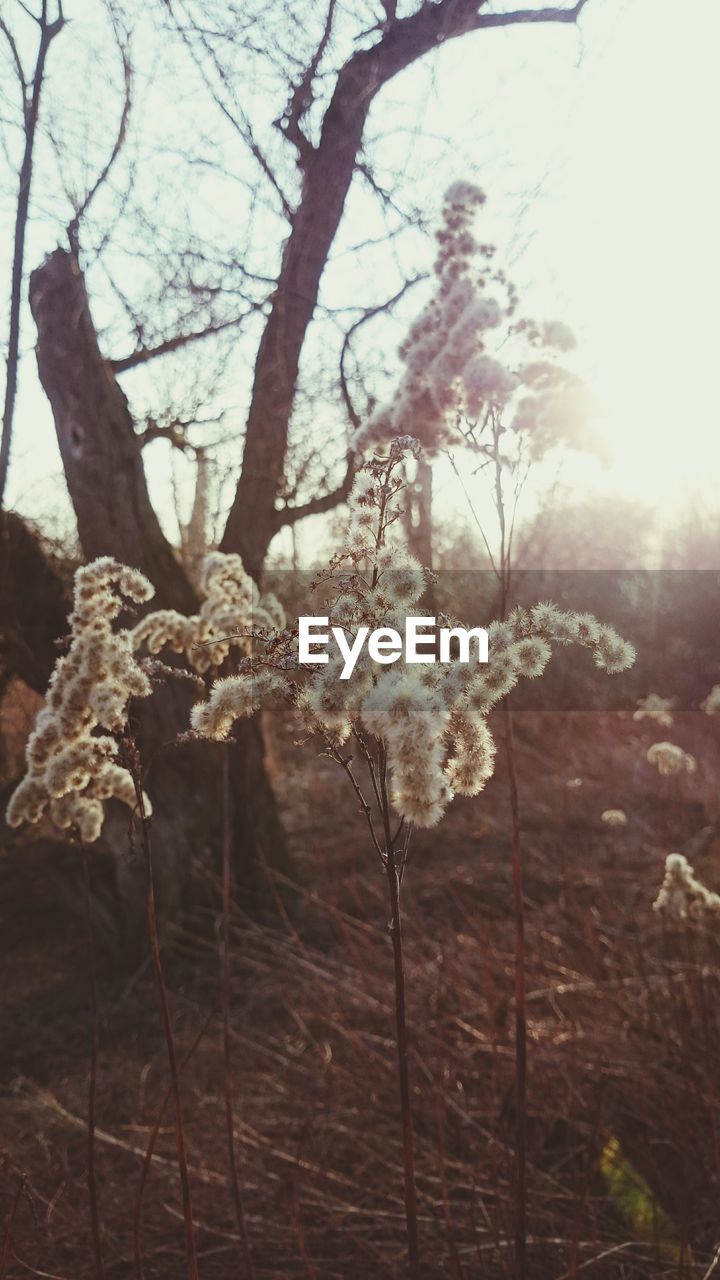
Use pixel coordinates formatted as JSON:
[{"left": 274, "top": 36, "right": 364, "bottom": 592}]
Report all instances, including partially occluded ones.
[
  {"left": 82, "top": 848, "right": 106, "bottom": 1280},
  {"left": 133, "top": 1013, "right": 213, "bottom": 1280},
  {"left": 0, "top": 1176, "right": 24, "bottom": 1279},
  {"left": 503, "top": 700, "right": 527, "bottom": 1280},
  {"left": 221, "top": 748, "right": 256, "bottom": 1278},
  {"left": 493, "top": 428, "right": 527, "bottom": 1280},
  {"left": 379, "top": 746, "right": 420, "bottom": 1278},
  {"left": 385, "top": 846, "right": 420, "bottom": 1278},
  {"left": 131, "top": 764, "right": 199, "bottom": 1280},
  {"left": 0, "top": 5, "right": 64, "bottom": 506}
]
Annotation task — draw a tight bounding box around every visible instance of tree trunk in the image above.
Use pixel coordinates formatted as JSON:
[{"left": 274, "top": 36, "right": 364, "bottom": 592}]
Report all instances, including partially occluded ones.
[
  {"left": 29, "top": 249, "right": 197, "bottom": 613},
  {"left": 0, "top": 509, "right": 70, "bottom": 696},
  {"left": 28, "top": 249, "right": 290, "bottom": 931}
]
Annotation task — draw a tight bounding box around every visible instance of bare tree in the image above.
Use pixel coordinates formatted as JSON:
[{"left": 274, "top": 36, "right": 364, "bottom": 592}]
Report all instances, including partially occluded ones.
[
  {"left": 0, "top": 0, "right": 65, "bottom": 506},
  {"left": 4, "top": 0, "right": 593, "bottom": 918},
  {"left": 216, "top": 0, "right": 592, "bottom": 568}
]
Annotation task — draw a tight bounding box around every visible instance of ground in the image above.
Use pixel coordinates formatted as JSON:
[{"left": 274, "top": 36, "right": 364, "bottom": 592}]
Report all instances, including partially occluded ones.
[{"left": 1, "top": 707, "right": 720, "bottom": 1278}]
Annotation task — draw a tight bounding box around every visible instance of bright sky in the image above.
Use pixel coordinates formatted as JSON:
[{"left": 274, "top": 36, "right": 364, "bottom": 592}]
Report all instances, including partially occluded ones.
[{"left": 3, "top": 0, "right": 719, "bottom": 546}]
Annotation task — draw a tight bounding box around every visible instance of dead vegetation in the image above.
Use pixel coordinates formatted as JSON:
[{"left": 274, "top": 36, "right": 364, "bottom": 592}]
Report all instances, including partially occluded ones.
[{"left": 2, "top": 708, "right": 720, "bottom": 1277}]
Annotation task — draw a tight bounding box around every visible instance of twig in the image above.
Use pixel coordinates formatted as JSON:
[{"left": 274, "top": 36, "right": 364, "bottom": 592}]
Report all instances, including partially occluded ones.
[
  {"left": 81, "top": 848, "right": 106, "bottom": 1280},
  {"left": 220, "top": 747, "right": 256, "bottom": 1278},
  {"left": 0, "top": 1175, "right": 25, "bottom": 1279},
  {"left": 0, "top": 2, "right": 64, "bottom": 506},
  {"left": 132, "top": 1012, "right": 214, "bottom": 1280},
  {"left": 378, "top": 744, "right": 420, "bottom": 1279},
  {"left": 29, "top": 1085, "right": 223, "bottom": 1186},
  {"left": 126, "top": 741, "right": 199, "bottom": 1280}
]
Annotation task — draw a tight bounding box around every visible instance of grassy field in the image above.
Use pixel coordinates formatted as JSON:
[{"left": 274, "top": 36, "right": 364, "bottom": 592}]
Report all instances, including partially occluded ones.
[{"left": 2, "top": 706, "right": 720, "bottom": 1278}]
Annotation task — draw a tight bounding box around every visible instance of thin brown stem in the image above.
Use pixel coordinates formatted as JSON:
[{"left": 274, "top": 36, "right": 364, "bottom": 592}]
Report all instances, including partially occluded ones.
[
  {"left": 493, "top": 420, "right": 528, "bottom": 1280},
  {"left": 378, "top": 745, "right": 420, "bottom": 1279},
  {"left": 0, "top": 4, "right": 64, "bottom": 506},
  {"left": 0, "top": 1176, "right": 25, "bottom": 1279},
  {"left": 503, "top": 700, "right": 527, "bottom": 1280},
  {"left": 81, "top": 847, "right": 106, "bottom": 1280},
  {"left": 133, "top": 1012, "right": 213, "bottom": 1280},
  {"left": 567, "top": 1076, "right": 606, "bottom": 1279},
  {"left": 220, "top": 747, "right": 256, "bottom": 1278},
  {"left": 129, "top": 754, "right": 199, "bottom": 1280}
]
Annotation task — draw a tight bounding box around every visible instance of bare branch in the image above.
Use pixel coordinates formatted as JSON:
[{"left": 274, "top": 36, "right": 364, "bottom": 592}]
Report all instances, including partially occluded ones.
[
  {"left": 221, "top": 0, "right": 591, "bottom": 568},
  {"left": 356, "top": 160, "right": 409, "bottom": 223},
  {"left": 162, "top": 0, "right": 294, "bottom": 220},
  {"left": 0, "top": 1, "right": 65, "bottom": 508},
  {"left": 111, "top": 313, "right": 252, "bottom": 373},
  {"left": 339, "top": 275, "right": 425, "bottom": 431},
  {"left": 68, "top": 11, "right": 133, "bottom": 249},
  {"left": 274, "top": 451, "right": 355, "bottom": 530},
  {"left": 277, "top": 0, "right": 337, "bottom": 169},
  {"left": 472, "top": 1, "right": 591, "bottom": 30},
  {"left": 0, "top": 18, "right": 27, "bottom": 93}
]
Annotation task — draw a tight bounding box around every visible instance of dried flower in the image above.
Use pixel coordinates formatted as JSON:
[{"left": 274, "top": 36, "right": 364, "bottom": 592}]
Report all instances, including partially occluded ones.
[
  {"left": 647, "top": 742, "right": 697, "bottom": 777},
  {"left": 701, "top": 685, "right": 720, "bottom": 717},
  {"left": 7, "top": 558, "right": 154, "bottom": 842},
  {"left": 653, "top": 853, "right": 720, "bottom": 923},
  {"left": 355, "top": 182, "right": 590, "bottom": 463},
  {"left": 131, "top": 552, "right": 284, "bottom": 675},
  {"left": 601, "top": 809, "right": 627, "bottom": 827},
  {"left": 190, "top": 444, "right": 636, "bottom": 828},
  {"left": 634, "top": 693, "right": 674, "bottom": 728}
]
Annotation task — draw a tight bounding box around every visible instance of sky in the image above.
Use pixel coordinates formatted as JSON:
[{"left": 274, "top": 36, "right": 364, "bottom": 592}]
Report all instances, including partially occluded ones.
[{"left": 2, "top": 0, "right": 719, "bottom": 554}]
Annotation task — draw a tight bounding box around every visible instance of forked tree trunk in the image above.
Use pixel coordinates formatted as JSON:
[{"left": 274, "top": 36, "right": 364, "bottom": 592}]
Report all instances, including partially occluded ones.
[{"left": 28, "top": 249, "right": 290, "bottom": 933}]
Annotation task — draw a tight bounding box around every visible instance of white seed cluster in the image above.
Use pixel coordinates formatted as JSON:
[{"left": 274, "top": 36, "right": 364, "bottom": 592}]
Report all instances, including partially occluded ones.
[
  {"left": 633, "top": 693, "right": 674, "bottom": 728},
  {"left": 653, "top": 853, "right": 720, "bottom": 923},
  {"left": 355, "top": 182, "right": 585, "bottom": 459},
  {"left": 701, "top": 685, "right": 720, "bottom": 716},
  {"left": 647, "top": 741, "right": 697, "bottom": 777},
  {"left": 601, "top": 809, "right": 628, "bottom": 827},
  {"left": 131, "top": 552, "right": 285, "bottom": 674},
  {"left": 7, "top": 558, "right": 154, "bottom": 843},
  {"left": 191, "top": 449, "right": 636, "bottom": 828},
  {"left": 190, "top": 669, "right": 285, "bottom": 739}
]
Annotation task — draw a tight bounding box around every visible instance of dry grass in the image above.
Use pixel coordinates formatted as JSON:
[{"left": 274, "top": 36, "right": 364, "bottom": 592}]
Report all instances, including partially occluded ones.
[{"left": 2, "top": 709, "right": 720, "bottom": 1278}]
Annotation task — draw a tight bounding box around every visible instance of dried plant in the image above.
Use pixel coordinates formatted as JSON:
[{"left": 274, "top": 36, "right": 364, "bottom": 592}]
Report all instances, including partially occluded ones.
[
  {"left": 185, "top": 439, "right": 634, "bottom": 1276},
  {"left": 654, "top": 853, "right": 720, "bottom": 925},
  {"left": 647, "top": 741, "right": 697, "bottom": 778}
]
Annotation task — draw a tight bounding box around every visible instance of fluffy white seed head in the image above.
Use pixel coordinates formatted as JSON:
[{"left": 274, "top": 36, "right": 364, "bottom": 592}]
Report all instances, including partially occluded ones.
[
  {"left": 701, "top": 685, "right": 720, "bottom": 717},
  {"left": 647, "top": 741, "right": 697, "bottom": 777},
  {"left": 131, "top": 552, "right": 285, "bottom": 675},
  {"left": 6, "top": 558, "right": 154, "bottom": 842},
  {"left": 654, "top": 853, "right": 720, "bottom": 923},
  {"left": 354, "top": 184, "right": 589, "bottom": 463},
  {"left": 601, "top": 809, "right": 628, "bottom": 827},
  {"left": 634, "top": 693, "right": 674, "bottom": 728}
]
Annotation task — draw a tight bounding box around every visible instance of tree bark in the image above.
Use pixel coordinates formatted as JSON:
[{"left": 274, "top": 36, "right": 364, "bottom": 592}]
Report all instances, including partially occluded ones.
[
  {"left": 28, "top": 249, "right": 290, "bottom": 930},
  {"left": 29, "top": 249, "right": 197, "bottom": 614}
]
